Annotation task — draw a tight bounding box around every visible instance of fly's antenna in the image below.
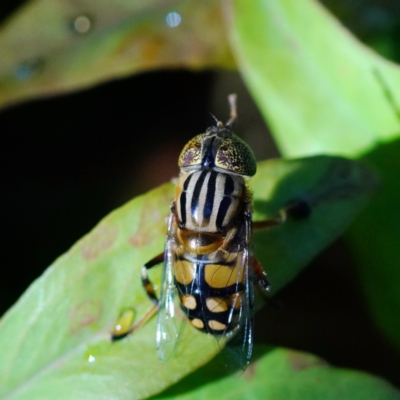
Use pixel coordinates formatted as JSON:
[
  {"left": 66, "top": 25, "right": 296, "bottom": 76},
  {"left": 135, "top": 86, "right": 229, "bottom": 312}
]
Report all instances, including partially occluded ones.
[
  {"left": 226, "top": 93, "right": 237, "bottom": 128},
  {"left": 209, "top": 112, "right": 224, "bottom": 128}
]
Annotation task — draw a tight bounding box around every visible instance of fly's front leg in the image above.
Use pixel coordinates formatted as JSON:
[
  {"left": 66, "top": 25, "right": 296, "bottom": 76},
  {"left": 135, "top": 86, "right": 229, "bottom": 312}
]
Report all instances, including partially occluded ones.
[
  {"left": 111, "top": 253, "right": 164, "bottom": 341},
  {"left": 253, "top": 198, "right": 312, "bottom": 231}
]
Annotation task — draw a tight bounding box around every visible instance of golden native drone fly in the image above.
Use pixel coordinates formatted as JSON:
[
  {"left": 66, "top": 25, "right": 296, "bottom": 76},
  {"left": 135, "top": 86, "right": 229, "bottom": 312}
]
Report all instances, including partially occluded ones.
[{"left": 113, "top": 95, "right": 297, "bottom": 369}]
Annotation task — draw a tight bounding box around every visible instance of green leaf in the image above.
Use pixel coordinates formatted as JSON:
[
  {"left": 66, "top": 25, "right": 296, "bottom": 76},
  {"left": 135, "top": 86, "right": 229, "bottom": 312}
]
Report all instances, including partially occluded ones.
[
  {"left": 252, "top": 156, "right": 378, "bottom": 294},
  {"left": 0, "top": 183, "right": 217, "bottom": 400},
  {"left": 227, "top": 0, "right": 400, "bottom": 158},
  {"left": 153, "top": 346, "right": 400, "bottom": 400},
  {"left": 0, "top": 0, "right": 233, "bottom": 109},
  {"left": 0, "top": 156, "right": 376, "bottom": 399},
  {"left": 346, "top": 140, "right": 400, "bottom": 349},
  {"left": 228, "top": 0, "right": 400, "bottom": 350}
]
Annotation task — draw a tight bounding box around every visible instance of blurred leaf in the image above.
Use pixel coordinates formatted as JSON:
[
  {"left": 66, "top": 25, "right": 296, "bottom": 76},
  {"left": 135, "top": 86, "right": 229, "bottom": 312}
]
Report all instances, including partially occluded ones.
[
  {"left": 154, "top": 346, "right": 400, "bottom": 400},
  {"left": 0, "top": 0, "right": 233, "bottom": 109},
  {"left": 0, "top": 156, "right": 376, "bottom": 399},
  {"left": 346, "top": 139, "right": 400, "bottom": 349},
  {"left": 227, "top": 0, "right": 400, "bottom": 158},
  {"left": 228, "top": 0, "right": 400, "bottom": 350}
]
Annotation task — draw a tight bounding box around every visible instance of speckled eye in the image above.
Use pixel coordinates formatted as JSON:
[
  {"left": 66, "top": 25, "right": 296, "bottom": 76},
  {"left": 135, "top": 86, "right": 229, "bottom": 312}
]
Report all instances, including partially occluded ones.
[
  {"left": 215, "top": 136, "right": 257, "bottom": 176},
  {"left": 178, "top": 134, "right": 204, "bottom": 168}
]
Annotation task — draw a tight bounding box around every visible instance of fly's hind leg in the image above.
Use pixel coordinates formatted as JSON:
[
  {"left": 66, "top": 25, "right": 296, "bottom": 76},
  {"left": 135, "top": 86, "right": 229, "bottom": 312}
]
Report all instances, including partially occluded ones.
[
  {"left": 111, "top": 252, "right": 164, "bottom": 341},
  {"left": 253, "top": 258, "right": 270, "bottom": 291},
  {"left": 252, "top": 256, "right": 285, "bottom": 310}
]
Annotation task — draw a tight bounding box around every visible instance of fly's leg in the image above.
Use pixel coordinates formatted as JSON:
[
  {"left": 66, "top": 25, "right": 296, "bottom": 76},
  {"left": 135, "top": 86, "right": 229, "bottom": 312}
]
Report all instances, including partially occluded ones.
[
  {"left": 217, "top": 198, "right": 312, "bottom": 257},
  {"left": 253, "top": 258, "right": 270, "bottom": 291},
  {"left": 251, "top": 199, "right": 311, "bottom": 305},
  {"left": 285, "top": 198, "right": 312, "bottom": 219},
  {"left": 141, "top": 252, "right": 164, "bottom": 306},
  {"left": 111, "top": 252, "right": 164, "bottom": 341},
  {"left": 253, "top": 198, "right": 312, "bottom": 231},
  {"left": 251, "top": 256, "right": 284, "bottom": 309},
  {"left": 252, "top": 217, "right": 284, "bottom": 230}
]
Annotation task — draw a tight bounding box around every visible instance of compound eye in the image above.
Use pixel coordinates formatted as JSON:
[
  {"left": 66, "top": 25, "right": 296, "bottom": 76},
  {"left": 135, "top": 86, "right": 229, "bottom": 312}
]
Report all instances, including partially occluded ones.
[
  {"left": 178, "top": 134, "right": 204, "bottom": 168},
  {"left": 215, "top": 136, "right": 257, "bottom": 176}
]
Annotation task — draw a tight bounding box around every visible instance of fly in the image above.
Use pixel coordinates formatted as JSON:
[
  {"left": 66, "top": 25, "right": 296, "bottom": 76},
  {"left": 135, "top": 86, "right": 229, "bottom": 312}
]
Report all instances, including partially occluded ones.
[{"left": 112, "top": 94, "right": 297, "bottom": 369}]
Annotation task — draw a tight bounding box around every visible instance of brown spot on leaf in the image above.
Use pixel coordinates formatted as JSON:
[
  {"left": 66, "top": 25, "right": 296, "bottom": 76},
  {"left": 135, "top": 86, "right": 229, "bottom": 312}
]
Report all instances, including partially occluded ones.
[
  {"left": 81, "top": 222, "right": 118, "bottom": 260},
  {"left": 129, "top": 185, "right": 172, "bottom": 248},
  {"left": 242, "top": 359, "right": 259, "bottom": 381},
  {"left": 287, "top": 350, "right": 328, "bottom": 371},
  {"left": 68, "top": 300, "right": 102, "bottom": 336}
]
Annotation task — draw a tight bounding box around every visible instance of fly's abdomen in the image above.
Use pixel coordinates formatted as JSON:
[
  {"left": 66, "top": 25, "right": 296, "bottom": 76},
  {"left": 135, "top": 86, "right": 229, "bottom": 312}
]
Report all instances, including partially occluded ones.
[
  {"left": 176, "top": 170, "right": 245, "bottom": 232},
  {"left": 174, "top": 252, "right": 246, "bottom": 335}
]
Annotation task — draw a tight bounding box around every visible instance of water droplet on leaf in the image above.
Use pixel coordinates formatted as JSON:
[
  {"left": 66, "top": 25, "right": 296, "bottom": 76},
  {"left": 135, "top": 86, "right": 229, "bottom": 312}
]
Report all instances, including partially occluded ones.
[
  {"left": 88, "top": 354, "right": 96, "bottom": 363},
  {"left": 111, "top": 309, "right": 135, "bottom": 340},
  {"left": 165, "top": 12, "right": 181, "bottom": 28},
  {"left": 14, "top": 59, "right": 43, "bottom": 81},
  {"left": 71, "top": 15, "right": 92, "bottom": 34}
]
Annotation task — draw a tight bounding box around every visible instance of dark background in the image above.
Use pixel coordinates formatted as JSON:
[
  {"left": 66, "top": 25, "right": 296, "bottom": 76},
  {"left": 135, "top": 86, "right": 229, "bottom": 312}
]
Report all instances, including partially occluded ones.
[{"left": 1, "top": 0, "right": 400, "bottom": 387}]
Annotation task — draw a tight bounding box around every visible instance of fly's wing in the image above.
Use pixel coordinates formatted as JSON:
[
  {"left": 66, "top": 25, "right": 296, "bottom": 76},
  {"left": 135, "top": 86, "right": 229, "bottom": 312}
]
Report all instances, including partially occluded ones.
[
  {"left": 155, "top": 211, "right": 180, "bottom": 361},
  {"left": 221, "top": 211, "right": 255, "bottom": 371}
]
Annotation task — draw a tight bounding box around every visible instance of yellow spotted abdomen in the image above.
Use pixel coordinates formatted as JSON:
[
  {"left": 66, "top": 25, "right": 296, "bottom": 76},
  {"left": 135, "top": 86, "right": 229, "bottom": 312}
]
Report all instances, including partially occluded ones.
[{"left": 173, "top": 240, "right": 246, "bottom": 334}]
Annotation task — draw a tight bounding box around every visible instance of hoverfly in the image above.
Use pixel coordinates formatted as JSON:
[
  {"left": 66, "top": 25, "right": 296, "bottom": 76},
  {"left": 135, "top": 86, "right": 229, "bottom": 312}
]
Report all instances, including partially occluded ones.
[{"left": 113, "top": 95, "right": 288, "bottom": 369}]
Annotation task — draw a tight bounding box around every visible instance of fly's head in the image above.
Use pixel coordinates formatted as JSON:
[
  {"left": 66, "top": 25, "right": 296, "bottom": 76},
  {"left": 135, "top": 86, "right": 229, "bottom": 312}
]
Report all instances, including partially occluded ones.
[{"left": 178, "top": 113, "right": 257, "bottom": 176}]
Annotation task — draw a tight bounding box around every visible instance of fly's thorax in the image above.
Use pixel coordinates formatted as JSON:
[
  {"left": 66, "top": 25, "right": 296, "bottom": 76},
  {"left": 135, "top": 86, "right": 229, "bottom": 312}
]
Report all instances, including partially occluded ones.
[{"left": 175, "top": 170, "right": 247, "bottom": 232}]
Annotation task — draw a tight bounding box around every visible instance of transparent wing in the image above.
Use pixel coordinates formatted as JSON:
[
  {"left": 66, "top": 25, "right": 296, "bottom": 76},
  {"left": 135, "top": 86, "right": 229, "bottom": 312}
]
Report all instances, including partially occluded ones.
[
  {"left": 155, "top": 211, "right": 180, "bottom": 361},
  {"left": 221, "top": 210, "right": 255, "bottom": 371}
]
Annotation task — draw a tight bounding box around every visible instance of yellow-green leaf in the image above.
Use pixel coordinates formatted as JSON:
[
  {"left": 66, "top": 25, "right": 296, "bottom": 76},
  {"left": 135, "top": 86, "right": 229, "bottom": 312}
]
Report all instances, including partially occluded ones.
[
  {"left": 228, "top": 0, "right": 400, "bottom": 351},
  {"left": 154, "top": 346, "right": 400, "bottom": 400},
  {"left": 0, "top": 0, "right": 233, "bottom": 109},
  {"left": 0, "top": 156, "right": 376, "bottom": 399},
  {"left": 227, "top": 0, "right": 400, "bottom": 158}
]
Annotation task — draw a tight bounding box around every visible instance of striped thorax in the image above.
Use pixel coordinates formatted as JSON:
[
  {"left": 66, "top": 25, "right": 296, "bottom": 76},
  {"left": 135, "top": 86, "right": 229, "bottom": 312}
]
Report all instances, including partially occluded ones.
[{"left": 175, "top": 170, "right": 246, "bottom": 233}]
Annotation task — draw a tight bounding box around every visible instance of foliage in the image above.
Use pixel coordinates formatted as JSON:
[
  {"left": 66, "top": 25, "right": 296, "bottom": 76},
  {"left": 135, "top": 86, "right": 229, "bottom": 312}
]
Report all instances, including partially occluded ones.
[
  {"left": 0, "top": 158, "right": 379, "bottom": 399},
  {"left": 228, "top": 0, "right": 400, "bottom": 352},
  {"left": 0, "top": 0, "right": 399, "bottom": 398}
]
